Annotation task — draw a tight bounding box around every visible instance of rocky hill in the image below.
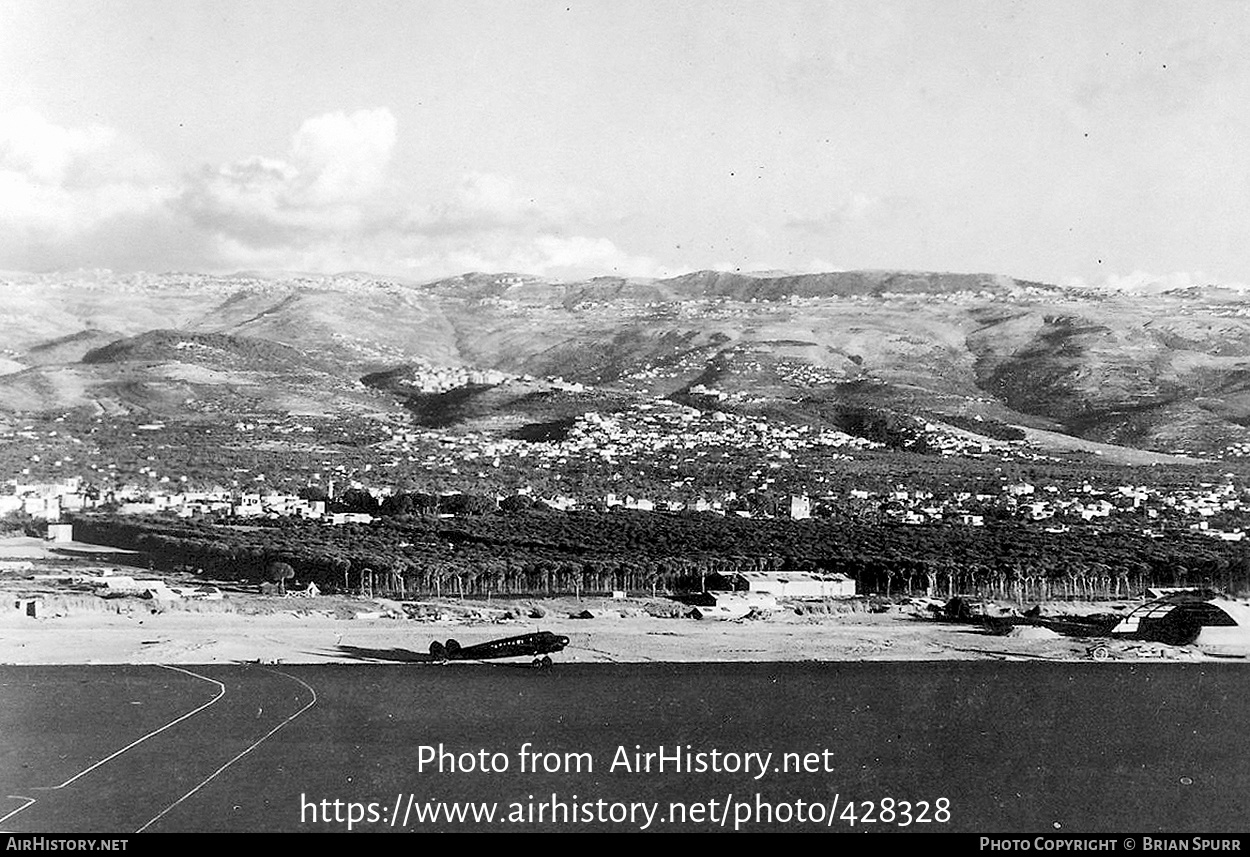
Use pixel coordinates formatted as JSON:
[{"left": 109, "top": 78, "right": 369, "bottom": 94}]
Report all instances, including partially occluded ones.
[{"left": 3, "top": 268, "right": 1250, "bottom": 456}]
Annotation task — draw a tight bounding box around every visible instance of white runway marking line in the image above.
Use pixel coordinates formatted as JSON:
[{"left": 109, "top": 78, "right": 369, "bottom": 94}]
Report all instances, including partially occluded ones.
[
  {"left": 135, "top": 668, "right": 318, "bottom": 833},
  {"left": 0, "top": 796, "right": 37, "bottom": 829},
  {"left": 53, "top": 665, "right": 227, "bottom": 790},
  {"left": 0, "top": 665, "right": 225, "bottom": 829}
]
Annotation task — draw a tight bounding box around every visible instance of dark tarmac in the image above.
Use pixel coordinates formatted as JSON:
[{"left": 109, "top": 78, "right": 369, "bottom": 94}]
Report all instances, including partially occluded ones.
[{"left": 1, "top": 662, "right": 1246, "bottom": 832}]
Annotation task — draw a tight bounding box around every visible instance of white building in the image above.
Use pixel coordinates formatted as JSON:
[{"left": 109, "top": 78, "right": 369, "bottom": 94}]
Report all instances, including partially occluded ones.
[
  {"left": 790, "top": 495, "right": 812, "bottom": 520},
  {"left": 22, "top": 496, "right": 61, "bottom": 521},
  {"left": 730, "top": 571, "right": 857, "bottom": 599},
  {"left": 46, "top": 523, "right": 73, "bottom": 543}
]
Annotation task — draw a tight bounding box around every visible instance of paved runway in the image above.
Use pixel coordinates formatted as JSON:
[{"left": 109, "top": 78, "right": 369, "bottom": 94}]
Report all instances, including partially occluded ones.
[
  {"left": 2, "top": 662, "right": 1247, "bottom": 832},
  {"left": 1, "top": 665, "right": 314, "bottom": 832}
]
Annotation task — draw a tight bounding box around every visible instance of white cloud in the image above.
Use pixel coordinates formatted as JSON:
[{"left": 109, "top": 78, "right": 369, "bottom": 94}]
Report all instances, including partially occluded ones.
[
  {"left": 407, "top": 172, "right": 570, "bottom": 235},
  {"left": 0, "top": 107, "right": 173, "bottom": 238},
  {"left": 176, "top": 109, "right": 654, "bottom": 277},
  {"left": 177, "top": 107, "right": 398, "bottom": 246},
  {"left": 398, "top": 231, "right": 663, "bottom": 280},
  {"left": 0, "top": 106, "right": 657, "bottom": 279},
  {"left": 288, "top": 108, "right": 397, "bottom": 205},
  {"left": 0, "top": 107, "right": 119, "bottom": 186},
  {"left": 499, "top": 234, "right": 662, "bottom": 278},
  {"left": 208, "top": 228, "right": 662, "bottom": 281}
]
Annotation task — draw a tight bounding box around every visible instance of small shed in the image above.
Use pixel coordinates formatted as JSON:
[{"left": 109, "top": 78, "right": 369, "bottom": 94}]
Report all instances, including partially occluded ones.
[
  {"left": 730, "top": 571, "right": 856, "bottom": 599},
  {"left": 46, "top": 523, "right": 74, "bottom": 543}
]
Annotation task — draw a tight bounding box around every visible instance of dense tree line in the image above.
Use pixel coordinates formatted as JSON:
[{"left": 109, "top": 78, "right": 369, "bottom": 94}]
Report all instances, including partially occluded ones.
[{"left": 71, "top": 511, "right": 1250, "bottom": 601}]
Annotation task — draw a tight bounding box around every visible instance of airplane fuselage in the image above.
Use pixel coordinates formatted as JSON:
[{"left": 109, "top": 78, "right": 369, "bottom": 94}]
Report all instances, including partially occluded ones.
[{"left": 431, "top": 632, "right": 570, "bottom": 661}]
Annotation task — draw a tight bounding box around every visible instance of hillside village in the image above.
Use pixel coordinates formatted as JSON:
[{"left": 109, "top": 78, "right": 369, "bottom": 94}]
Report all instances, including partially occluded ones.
[
  {"left": 6, "top": 271, "right": 1250, "bottom": 595},
  {"left": 0, "top": 366, "right": 1057, "bottom": 495},
  {"left": 10, "top": 269, "right": 1250, "bottom": 463},
  {"left": 0, "top": 347, "right": 1246, "bottom": 542}
]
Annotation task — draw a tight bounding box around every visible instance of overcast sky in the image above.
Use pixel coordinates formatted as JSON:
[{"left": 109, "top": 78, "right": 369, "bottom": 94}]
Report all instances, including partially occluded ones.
[{"left": 1, "top": 1, "right": 1248, "bottom": 286}]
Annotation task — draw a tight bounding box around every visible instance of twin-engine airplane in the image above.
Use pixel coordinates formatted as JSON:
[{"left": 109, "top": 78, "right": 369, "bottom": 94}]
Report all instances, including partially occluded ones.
[{"left": 430, "top": 631, "right": 570, "bottom": 667}]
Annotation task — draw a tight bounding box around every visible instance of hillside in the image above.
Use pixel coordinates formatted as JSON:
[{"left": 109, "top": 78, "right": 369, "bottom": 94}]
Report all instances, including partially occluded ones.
[{"left": 3, "top": 268, "right": 1250, "bottom": 456}]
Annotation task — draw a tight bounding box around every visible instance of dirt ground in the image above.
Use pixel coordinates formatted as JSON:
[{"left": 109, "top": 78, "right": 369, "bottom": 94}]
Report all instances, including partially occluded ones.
[
  {"left": 0, "top": 550, "right": 1213, "bottom": 664},
  {"left": 0, "top": 597, "right": 1094, "bottom": 665}
]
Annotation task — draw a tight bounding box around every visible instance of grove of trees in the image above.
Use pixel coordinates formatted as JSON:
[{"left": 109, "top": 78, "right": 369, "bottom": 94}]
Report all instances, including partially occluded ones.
[{"left": 70, "top": 510, "right": 1250, "bottom": 602}]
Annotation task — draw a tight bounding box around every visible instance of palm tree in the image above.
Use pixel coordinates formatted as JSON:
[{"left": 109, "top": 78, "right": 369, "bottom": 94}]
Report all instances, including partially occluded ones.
[{"left": 267, "top": 561, "right": 295, "bottom": 595}]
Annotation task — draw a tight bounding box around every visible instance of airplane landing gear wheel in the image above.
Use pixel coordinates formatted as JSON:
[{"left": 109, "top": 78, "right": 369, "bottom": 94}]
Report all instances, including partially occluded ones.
[{"left": 541, "top": 655, "right": 553, "bottom": 668}]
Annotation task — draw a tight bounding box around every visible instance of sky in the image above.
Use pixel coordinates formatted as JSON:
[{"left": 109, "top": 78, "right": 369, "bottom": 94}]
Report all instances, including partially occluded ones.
[{"left": 1, "top": 0, "right": 1248, "bottom": 287}]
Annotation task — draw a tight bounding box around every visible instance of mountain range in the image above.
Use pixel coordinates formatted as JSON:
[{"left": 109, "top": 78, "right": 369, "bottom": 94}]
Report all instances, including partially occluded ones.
[{"left": 4, "top": 268, "right": 1250, "bottom": 457}]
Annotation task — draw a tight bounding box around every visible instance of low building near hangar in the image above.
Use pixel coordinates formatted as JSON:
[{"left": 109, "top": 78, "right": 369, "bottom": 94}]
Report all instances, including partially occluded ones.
[
  {"left": 46, "top": 522, "right": 74, "bottom": 542},
  {"left": 730, "top": 571, "right": 856, "bottom": 599}
]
